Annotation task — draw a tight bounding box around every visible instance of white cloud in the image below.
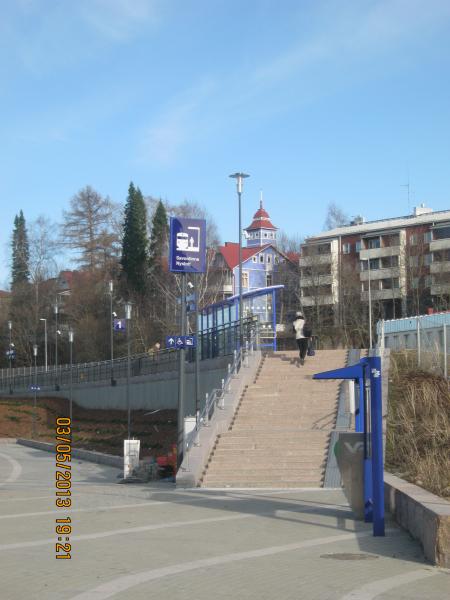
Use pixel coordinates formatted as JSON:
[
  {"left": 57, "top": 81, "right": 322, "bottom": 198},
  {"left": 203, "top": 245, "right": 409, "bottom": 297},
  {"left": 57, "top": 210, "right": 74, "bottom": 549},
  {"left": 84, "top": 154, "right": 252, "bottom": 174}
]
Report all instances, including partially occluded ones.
[
  {"left": 79, "top": 0, "right": 162, "bottom": 42},
  {"left": 134, "top": 0, "right": 450, "bottom": 167},
  {"left": 137, "top": 80, "right": 217, "bottom": 166}
]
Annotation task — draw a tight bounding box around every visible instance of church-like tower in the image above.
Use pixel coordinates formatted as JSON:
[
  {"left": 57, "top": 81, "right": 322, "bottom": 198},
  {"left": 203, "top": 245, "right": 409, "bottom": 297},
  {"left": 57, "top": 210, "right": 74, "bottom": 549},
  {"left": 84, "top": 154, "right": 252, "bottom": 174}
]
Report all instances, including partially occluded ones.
[{"left": 245, "top": 199, "right": 277, "bottom": 248}]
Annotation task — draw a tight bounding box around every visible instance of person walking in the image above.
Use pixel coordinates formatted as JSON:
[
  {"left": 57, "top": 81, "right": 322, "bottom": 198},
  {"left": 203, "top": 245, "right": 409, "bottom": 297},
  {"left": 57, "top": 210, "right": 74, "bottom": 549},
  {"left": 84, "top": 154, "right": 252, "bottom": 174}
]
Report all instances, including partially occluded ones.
[{"left": 293, "top": 311, "right": 310, "bottom": 365}]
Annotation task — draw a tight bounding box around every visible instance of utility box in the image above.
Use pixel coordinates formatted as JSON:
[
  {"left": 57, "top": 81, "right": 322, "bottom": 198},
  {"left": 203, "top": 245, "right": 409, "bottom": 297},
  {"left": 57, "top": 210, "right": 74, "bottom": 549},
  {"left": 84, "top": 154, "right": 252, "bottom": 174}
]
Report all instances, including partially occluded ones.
[
  {"left": 334, "top": 432, "right": 365, "bottom": 520},
  {"left": 124, "top": 439, "right": 140, "bottom": 479}
]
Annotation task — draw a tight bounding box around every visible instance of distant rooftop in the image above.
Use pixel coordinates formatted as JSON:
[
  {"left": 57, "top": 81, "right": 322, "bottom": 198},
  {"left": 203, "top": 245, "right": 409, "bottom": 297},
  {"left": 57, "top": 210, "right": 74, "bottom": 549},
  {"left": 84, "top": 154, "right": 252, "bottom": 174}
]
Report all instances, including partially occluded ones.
[{"left": 306, "top": 205, "right": 450, "bottom": 242}]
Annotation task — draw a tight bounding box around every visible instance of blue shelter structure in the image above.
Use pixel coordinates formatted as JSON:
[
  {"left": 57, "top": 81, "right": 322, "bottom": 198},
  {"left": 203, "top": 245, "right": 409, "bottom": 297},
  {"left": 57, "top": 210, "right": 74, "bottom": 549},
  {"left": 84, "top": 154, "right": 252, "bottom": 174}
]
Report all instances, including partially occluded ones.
[{"left": 199, "top": 285, "right": 284, "bottom": 353}]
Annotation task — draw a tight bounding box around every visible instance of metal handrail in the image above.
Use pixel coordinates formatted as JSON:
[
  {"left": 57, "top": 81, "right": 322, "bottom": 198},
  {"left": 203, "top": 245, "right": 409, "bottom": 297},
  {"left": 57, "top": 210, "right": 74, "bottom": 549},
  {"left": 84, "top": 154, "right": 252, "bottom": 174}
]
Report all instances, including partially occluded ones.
[
  {"left": 0, "top": 319, "right": 260, "bottom": 394},
  {"left": 184, "top": 332, "right": 257, "bottom": 453}
]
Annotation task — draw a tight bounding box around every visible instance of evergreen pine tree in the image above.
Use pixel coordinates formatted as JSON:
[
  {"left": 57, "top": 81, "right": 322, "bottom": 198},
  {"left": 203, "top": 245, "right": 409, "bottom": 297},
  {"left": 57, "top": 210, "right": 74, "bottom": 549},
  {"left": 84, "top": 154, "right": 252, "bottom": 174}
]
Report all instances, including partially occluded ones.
[
  {"left": 121, "top": 182, "right": 149, "bottom": 295},
  {"left": 148, "top": 200, "right": 169, "bottom": 273},
  {"left": 11, "top": 210, "right": 30, "bottom": 288}
]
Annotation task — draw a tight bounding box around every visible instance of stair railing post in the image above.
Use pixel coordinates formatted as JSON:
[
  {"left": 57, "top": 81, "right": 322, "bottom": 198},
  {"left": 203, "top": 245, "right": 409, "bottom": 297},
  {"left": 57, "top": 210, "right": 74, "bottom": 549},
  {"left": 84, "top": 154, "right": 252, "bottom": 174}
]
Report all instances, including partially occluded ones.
[{"left": 204, "top": 393, "right": 209, "bottom": 425}]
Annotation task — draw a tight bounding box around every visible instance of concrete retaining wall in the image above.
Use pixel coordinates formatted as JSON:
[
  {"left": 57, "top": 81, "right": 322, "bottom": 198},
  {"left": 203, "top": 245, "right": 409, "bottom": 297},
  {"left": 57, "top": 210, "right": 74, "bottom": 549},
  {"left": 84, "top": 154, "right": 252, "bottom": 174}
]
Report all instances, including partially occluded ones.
[
  {"left": 9, "top": 356, "right": 232, "bottom": 414},
  {"left": 17, "top": 438, "right": 122, "bottom": 469},
  {"left": 384, "top": 472, "right": 450, "bottom": 568}
]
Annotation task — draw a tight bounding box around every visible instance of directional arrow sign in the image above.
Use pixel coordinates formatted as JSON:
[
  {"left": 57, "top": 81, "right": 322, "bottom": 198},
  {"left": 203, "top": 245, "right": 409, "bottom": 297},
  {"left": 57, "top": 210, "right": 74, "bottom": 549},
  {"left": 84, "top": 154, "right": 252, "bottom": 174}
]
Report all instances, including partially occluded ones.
[{"left": 165, "top": 336, "right": 176, "bottom": 349}]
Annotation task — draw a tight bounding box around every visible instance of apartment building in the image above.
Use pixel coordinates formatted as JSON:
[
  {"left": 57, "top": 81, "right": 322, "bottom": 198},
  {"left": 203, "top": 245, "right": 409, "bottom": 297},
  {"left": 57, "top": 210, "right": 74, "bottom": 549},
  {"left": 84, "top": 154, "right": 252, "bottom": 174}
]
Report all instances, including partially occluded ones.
[{"left": 300, "top": 204, "right": 450, "bottom": 320}]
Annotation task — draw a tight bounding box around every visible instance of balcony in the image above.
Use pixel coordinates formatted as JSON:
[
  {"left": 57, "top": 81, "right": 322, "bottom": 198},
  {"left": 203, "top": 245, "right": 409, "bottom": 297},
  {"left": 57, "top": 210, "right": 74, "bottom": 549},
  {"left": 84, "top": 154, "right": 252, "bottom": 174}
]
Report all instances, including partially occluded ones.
[
  {"left": 430, "top": 261, "right": 450, "bottom": 274},
  {"left": 430, "top": 239, "right": 450, "bottom": 252},
  {"left": 431, "top": 283, "right": 450, "bottom": 296},
  {"left": 299, "top": 253, "right": 333, "bottom": 266},
  {"left": 361, "top": 289, "right": 403, "bottom": 301},
  {"left": 359, "top": 246, "right": 402, "bottom": 260},
  {"left": 359, "top": 267, "right": 401, "bottom": 281},
  {"left": 300, "top": 295, "right": 335, "bottom": 307},
  {"left": 300, "top": 274, "right": 333, "bottom": 287}
]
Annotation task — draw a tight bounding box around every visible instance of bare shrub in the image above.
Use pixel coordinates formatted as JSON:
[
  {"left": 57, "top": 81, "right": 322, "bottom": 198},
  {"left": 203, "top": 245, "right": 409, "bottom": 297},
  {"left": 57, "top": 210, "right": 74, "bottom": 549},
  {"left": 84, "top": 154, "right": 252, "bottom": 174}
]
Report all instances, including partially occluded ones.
[{"left": 386, "top": 351, "right": 450, "bottom": 498}]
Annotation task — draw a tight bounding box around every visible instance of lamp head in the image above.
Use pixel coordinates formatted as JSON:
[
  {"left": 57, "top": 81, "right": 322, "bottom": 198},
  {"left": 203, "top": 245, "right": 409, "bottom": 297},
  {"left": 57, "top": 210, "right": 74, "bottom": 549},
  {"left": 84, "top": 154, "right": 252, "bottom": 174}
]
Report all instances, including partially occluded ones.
[{"left": 229, "top": 172, "right": 250, "bottom": 194}]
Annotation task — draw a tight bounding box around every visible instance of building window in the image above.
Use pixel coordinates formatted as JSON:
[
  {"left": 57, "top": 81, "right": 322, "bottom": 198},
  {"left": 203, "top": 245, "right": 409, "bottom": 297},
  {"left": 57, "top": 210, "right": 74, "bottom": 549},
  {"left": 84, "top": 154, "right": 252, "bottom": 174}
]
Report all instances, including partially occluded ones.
[
  {"left": 356, "top": 240, "right": 362, "bottom": 252},
  {"left": 264, "top": 232, "right": 268, "bottom": 238},
  {"left": 381, "top": 255, "right": 399, "bottom": 268},
  {"left": 409, "top": 255, "right": 419, "bottom": 267},
  {"left": 267, "top": 255, "right": 271, "bottom": 264},
  {"left": 367, "top": 237, "right": 381, "bottom": 249},
  {"left": 411, "top": 277, "right": 419, "bottom": 289},
  {"left": 433, "top": 226, "right": 450, "bottom": 240},
  {"left": 424, "top": 231, "right": 433, "bottom": 243},
  {"left": 260, "top": 254, "right": 264, "bottom": 263},
  {"left": 425, "top": 275, "right": 432, "bottom": 288},
  {"left": 410, "top": 234, "right": 418, "bottom": 245},
  {"left": 424, "top": 253, "right": 433, "bottom": 266},
  {"left": 317, "top": 243, "right": 331, "bottom": 255},
  {"left": 274, "top": 256, "right": 279, "bottom": 264},
  {"left": 342, "top": 243, "right": 352, "bottom": 254},
  {"left": 242, "top": 271, "right": 249, "bottom": 288},
  {"left": 252, "top": 255, "right": 257, "bottom": 263},
  {"left": 266, "top": 274, "right": 273, "bottom": 287}
]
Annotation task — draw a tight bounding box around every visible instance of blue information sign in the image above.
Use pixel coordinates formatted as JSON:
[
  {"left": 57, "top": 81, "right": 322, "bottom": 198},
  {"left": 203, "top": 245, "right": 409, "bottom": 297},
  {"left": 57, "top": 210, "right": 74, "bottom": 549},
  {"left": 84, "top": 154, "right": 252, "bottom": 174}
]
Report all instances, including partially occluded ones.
[
  {"left": 169, "top": 217, "right": 206, "bottom": 273},
  {"left": 113, "top": 318, "right": 126, "bottom": 332},
  {"left": 165, "top": 335, "right": 196, "bottom": 349}
]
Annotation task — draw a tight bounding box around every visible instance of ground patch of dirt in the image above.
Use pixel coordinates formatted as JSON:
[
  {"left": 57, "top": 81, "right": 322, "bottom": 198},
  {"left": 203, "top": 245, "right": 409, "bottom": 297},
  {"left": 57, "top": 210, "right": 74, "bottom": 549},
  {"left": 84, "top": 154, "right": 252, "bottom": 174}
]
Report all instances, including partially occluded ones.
[{"left": 0, "top": 396, "right": 177, "bottom": 458}]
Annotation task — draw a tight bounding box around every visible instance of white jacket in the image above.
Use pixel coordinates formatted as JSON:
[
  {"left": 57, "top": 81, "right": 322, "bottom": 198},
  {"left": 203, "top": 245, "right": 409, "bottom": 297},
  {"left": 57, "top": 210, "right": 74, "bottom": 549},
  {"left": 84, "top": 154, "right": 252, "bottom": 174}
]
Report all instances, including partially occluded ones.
[{"left": 293, "top": 317, "right": 306, "bottom": 340}]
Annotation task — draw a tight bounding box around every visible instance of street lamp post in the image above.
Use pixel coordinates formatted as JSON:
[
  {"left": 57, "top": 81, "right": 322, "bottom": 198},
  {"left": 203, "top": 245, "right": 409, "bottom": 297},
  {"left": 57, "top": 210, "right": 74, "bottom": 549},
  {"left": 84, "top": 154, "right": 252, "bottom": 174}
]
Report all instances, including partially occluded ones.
[
  {"left": 8, "top": 320, "right": 13, "bottom": 394},
  {"left": 125, "top": 302, "right": 132, "bottom": 439},
  {"left": 32, "top": 344, "right": 38, "bottom": 438},
  {"left": 109, "top": 281, "right": 115, "bottom": 386},
  {"left": 366, "top": 259, "right": 373, "bottom": 349},
  {"left": 39, "top": 318, "right": 48, "bottom": 373},
  {"left": 229, "top": 172, "right": 250, "bottom": 349},
  {"left": 68, "top": 329, "right": 74, "bottom": 424},
  {"left": 54, "top": 301, "right": 60, "bottom": 390}
]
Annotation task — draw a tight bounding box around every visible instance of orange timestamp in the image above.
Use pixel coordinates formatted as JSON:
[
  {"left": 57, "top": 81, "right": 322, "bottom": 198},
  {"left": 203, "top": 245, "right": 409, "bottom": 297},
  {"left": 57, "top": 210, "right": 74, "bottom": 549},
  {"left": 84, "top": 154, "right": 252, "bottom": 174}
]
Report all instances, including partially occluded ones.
[{"left": 55, "top": 417, "right": 72, "bottom": 559}]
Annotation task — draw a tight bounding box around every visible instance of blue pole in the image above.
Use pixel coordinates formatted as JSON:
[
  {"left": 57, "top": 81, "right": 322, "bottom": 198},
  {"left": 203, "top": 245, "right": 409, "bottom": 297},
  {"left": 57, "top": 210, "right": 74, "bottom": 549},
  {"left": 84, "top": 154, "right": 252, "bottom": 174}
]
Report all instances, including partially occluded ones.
[
  {"left": 272, "top": 289, "right": 277, "bottom": 351},
  {"left": 356, "top": 376, "right": 364, "bottom": 432},
  {"left": 368, "top": 355, "right": 385, "bottom": 536},
  {"left": 356, "top": 371, "right": 373, "bottom": 523}
]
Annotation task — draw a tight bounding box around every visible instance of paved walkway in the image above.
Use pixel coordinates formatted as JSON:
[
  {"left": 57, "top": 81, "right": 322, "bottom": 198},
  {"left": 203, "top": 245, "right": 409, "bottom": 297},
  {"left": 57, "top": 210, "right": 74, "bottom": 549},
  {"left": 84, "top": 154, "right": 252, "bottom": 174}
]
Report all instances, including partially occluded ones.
[{"left": 0, "top": 442, "right": 448, "bottom": 599}]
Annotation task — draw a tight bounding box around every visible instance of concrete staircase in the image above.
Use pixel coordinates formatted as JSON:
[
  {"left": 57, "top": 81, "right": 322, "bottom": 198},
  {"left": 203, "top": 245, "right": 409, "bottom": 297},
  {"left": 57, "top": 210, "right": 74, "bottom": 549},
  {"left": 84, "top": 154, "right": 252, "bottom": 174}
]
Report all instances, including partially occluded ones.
[{"left": 200, "top": 349, "right": 348, "bottom": 488}]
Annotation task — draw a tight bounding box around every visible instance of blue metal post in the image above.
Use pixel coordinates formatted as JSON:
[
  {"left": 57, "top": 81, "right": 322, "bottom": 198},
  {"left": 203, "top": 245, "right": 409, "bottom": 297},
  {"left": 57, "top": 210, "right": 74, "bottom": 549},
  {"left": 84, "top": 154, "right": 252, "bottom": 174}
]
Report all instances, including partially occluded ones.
[
  {"left": 363, "top": 363, "right": 373, "bottom": 523},
  {"left": 272, "top": 289, "right": 277, "bottom": 351},
  {"left": 355, "top": 377, "right": 364, "bottom": 432},
  {"left": 356, "top": 372, "right": 373, "bottom": 522},
  {"left": 368, "top": 355, "right": 385, "bottom": 536}
]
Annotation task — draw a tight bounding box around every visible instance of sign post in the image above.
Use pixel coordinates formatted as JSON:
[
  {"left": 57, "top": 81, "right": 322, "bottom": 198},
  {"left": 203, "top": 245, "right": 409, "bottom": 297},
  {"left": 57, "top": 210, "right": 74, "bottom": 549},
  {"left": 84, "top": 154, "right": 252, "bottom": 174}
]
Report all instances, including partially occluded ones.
[{"left": 169, "top": 217, "right": 206, "bottom": 468}]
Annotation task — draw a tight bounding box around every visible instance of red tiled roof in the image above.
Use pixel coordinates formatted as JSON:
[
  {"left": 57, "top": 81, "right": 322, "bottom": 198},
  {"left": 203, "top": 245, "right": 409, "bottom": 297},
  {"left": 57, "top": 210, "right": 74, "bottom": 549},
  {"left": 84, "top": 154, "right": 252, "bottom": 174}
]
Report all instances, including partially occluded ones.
[
  {"left": 218, "top": 243, "right": 262, "bottom": 270},
  {"left": 0, "top": 290, "right": 11, "bottom": 298},
  {"left": 245, "top": 201, "right": 277, "bottom": 231},
  {"left": 286, "top": 251, "right": 300, "bottom": 263}
]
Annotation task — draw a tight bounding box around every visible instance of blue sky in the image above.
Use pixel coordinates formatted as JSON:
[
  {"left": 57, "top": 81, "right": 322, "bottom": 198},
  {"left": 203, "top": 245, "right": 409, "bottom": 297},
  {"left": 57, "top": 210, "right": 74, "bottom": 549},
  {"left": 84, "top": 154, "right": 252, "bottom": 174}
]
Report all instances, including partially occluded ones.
[{"left": 2, "top": 0, "right": 450, "bottom": 287}]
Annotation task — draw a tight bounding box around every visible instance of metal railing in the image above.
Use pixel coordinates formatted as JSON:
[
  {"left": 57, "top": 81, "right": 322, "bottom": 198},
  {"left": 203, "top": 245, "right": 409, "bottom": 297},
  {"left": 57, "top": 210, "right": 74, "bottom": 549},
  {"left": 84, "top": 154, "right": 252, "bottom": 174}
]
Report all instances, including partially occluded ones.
[
  {"left": 1, "top": 318, "right": 260, "bottom": 394},
  {"left": 184, "top": 332, "right": 257, "bottom": 454},
  {"left": 378, "top": 315, "right": 450, "bottom": 378}
]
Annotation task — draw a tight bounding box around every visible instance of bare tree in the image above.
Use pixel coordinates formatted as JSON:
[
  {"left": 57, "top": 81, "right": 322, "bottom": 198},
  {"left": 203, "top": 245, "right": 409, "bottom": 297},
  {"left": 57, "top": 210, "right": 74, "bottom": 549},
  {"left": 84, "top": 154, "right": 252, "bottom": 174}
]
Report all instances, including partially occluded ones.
[
  {"left": 324, "top": 202, "right": 349, "bottom": 231},
  {"left": 62, "top": 186, "right": 118, "bottom": 271}
]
